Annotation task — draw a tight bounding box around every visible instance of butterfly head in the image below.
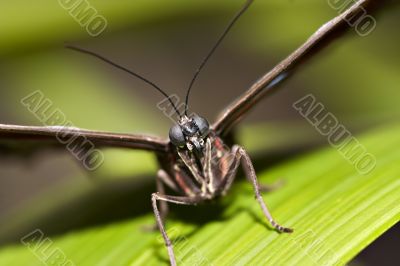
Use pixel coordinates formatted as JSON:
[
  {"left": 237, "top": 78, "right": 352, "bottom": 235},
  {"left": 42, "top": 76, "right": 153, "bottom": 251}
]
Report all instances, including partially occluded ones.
[{"left": 169, "top": 114, "right": 210, "bottom": 154}]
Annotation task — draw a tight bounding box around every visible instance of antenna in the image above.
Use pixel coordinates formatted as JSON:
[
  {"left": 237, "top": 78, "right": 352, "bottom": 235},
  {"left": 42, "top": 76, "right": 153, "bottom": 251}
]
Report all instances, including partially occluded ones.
[
  {"left": 184, "top": 0, "right": 254, "bottom": 116},
  {"left": 65, "top": 44, "right": 182, "bottom": 118}
]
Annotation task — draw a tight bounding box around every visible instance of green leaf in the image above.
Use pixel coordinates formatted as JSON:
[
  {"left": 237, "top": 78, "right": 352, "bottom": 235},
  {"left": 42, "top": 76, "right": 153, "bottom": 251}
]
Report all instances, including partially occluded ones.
[{"left": 0, "top": 123, "right": 399, "bottom": 265}]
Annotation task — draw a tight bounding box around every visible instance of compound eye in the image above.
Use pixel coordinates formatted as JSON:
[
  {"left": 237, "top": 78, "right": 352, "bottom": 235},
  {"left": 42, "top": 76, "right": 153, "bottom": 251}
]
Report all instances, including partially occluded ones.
[
  {"left": 169, "top": 124, "right": 186, "bottom": 147},
  {"left": 192, "top": 114, "right": 210, "bottom": 137}
]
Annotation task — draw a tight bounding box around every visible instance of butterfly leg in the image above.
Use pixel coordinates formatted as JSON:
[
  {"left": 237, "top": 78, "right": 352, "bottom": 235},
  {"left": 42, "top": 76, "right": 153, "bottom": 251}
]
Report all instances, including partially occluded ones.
[
  {"left": 156, "top": 169, "right": 175, "bottom": 221},
  {"left": 151, "top": 193, "right": 204, "bottom": 266},
  {"left": 142, "top": 169, "right": 177, "bottom": 231},
  {"left": 221, "top": 145, "right": 293, "bottom": 233}
]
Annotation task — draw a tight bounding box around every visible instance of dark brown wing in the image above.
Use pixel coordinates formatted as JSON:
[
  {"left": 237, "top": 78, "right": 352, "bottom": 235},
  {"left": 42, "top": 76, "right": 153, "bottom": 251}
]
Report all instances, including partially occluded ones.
[
  {"left": 212, "top": 0, "right": 379, "bottom": 136},
  {"left": 0, "top": 124, "right": 169, "bottom": 153}
]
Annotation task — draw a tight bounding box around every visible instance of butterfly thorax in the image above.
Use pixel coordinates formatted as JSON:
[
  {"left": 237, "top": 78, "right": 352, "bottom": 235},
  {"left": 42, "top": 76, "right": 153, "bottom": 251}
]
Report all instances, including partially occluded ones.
[{"left": 172, "top": 132, "right": 234, "bottom": 198}]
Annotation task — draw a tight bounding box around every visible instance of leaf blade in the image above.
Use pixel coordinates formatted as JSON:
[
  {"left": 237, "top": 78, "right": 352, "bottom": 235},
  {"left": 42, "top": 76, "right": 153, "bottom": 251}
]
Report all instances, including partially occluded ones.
[{"left": 0, "top": 124, "right": 399, "bottom": 265}]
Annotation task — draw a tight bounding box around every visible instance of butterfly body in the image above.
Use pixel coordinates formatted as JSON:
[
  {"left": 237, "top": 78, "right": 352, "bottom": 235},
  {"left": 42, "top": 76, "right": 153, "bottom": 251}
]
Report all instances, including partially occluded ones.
[{"left": 162, "top": 131, "right": 234, "bottom": 200}]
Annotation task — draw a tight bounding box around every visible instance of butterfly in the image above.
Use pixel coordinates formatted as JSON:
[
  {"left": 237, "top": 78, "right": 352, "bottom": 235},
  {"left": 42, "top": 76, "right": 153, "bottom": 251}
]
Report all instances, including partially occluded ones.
[{"left": 0, "top": 0, "right": 376, "bottom": 265}]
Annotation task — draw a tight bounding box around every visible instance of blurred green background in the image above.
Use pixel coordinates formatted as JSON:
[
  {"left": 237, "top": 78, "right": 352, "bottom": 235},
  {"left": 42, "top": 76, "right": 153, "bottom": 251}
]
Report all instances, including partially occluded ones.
[{"left": 0, "top": 0, "right": 399, "bottom": 265}]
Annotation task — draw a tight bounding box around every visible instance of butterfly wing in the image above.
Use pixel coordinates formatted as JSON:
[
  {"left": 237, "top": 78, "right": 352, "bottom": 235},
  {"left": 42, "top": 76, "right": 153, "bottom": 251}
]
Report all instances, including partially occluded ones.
[
  {"left": 212, "top": 0, "right": 378, "bottom": 136},
  {"left": 0, "top": 124, "right": 168, "bottom": 155}
]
